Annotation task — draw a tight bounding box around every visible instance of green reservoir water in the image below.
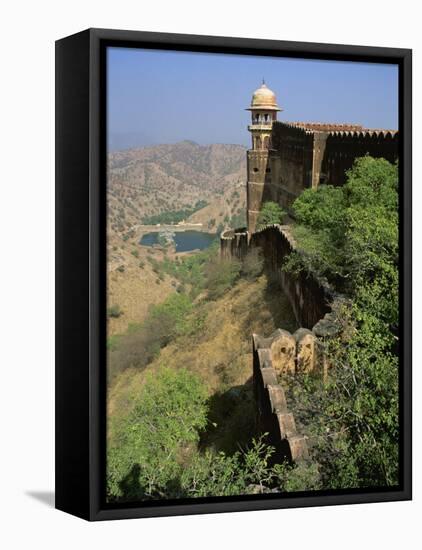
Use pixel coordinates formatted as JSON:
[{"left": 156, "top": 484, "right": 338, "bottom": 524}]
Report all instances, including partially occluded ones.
[{"left": 140, "top": 230, "right": 216, "bottom": 252}]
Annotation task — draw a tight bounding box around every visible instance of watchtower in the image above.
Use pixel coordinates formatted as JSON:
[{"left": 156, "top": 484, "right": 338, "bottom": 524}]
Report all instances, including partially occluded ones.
[{"left": 246, "top": 81, "right": 281, "bottom": 233}]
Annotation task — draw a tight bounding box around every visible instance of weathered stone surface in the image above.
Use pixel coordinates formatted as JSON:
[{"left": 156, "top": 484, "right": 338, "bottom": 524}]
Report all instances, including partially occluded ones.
[
  {"left": 267, "top": 384, "right": 287, "bottom": 413},
  {"left": 277, "top": 412, "right": 296, "bottom": 439},
  {"left": 287, "top": 435, "right": 310, "bottom": 462},
  {"left": 294, "top": 328, "right": 317, "bottom": 373},
  {"left": 257, "top": 348, "right": 272, "bottom": 370},
  {"left": 312, "top": 312, "right": 341, "bottom": 338},
  {"left": 261, "top": 367, "right": 278, "bottom": 387},
  {"left": 269, "top": 329, "right": 296, "bottom": 375},
  {"left": 253, "top": 332, "right": 309, "bottom": 466}
]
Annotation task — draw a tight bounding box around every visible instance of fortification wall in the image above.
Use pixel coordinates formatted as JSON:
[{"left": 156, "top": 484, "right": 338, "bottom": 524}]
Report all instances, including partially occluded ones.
[
  {"left": 250, "top": 225, "right": 334, "bottom": 329},
  {"left": 321, "top": 130, "right": 398, "bottom": 187},
  {"left": 252, "top": 332, "right": 309, "bottom": 464},
  {"left": 220, "top": 227, "right": 248, "bottom": 260},
  {"left": 270, "top": 123, "right": 314, "bottom": 209},
  {"left": 253, "top": 311, "right": 342, "bottom": 464},
  {"left": 269, "top": 122, "right": 399, "bottom": 210},
  {"left": 222, "top": 225, "right": 334, "bottom": 329},
  {"left": 221, "top": 224, "right": 342, "bottom": 464}
]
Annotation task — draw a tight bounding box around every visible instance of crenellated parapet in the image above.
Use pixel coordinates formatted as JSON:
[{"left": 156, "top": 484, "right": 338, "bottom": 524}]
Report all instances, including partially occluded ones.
[
  {"left": 268, "top": 120, "right": 399, "bottom": 208},
  {"left": 220, "top": 227, "right": 248, "bottom": 260},
  {"left": 221, "top": 224, "right": 338, "bottom": 328},
  {"left": 253, "top": 307, "right": 342, "bottom": 464},
  {"left": 252, "top": 331, "right": 309, "bottom": 464},
  {"left": 221, "top": 223, "right": 344, "bottom": 465}
]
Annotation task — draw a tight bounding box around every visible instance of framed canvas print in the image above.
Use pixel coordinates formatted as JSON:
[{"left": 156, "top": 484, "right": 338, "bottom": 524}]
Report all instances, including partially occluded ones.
[{"left": 55, "top": 28, "right": 412, "bottom": 521}]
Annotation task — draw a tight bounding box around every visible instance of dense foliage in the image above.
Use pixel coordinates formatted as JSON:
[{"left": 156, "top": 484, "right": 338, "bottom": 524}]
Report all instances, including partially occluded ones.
[
  {"left": 256, "top": 201, "right": 286, "bottom": 230},
  {"left": 107, "top": 367, "right": 319, "bottom": 501},
  {"left": 285, "top": 156, "right": 399, "bottom": 488}
]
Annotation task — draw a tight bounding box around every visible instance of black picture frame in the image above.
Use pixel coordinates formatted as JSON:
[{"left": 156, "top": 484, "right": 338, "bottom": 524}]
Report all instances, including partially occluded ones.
[{"left": 55, "top": 28, "right": 412, "bottom": 521}]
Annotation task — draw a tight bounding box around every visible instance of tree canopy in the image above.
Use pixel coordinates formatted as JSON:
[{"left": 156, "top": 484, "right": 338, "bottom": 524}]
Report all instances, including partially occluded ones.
[
  {"left": 286, "top": 156, "right": 399, "bottom": 488},
  {"left": 257, "top": 201, "right": 286, "bottom": 230}
]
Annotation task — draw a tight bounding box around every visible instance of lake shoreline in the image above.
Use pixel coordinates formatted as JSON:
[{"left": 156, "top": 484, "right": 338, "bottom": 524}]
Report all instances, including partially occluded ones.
[{"left": 140, "top": 229, "right": 217, "bottom": 253}]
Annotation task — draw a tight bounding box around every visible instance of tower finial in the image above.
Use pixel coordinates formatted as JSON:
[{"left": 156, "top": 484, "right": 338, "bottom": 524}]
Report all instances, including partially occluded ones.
[{"left": 262, "top": 77, "right": 265, "bottom": 85}]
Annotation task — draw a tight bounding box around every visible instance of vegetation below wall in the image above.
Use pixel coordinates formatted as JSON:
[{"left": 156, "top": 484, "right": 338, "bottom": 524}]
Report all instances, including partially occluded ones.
[
  {"left": 106, "top": 243, "right": 315, "bottom": 502},
  {"left": 108, "top": 366, "right": 320, "bottom": 501},
  {"left": 283, "top": 156, "right": 399, "bottom": 488},
  {"left": 257, "top": 201, "right": 286, "bottom": 230},
  {"left": 141, "top": 200, "right": 208, "bottom": 225}
]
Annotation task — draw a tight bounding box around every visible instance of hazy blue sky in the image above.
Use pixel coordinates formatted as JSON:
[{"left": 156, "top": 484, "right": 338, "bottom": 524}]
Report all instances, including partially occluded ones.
[{"left": 107, "top": 47, "right": 398, "bottom": 151}]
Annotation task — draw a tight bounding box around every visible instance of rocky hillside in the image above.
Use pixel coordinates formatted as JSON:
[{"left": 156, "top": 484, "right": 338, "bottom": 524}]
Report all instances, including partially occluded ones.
[
  {"left": 108, "top": 274, "right": 298, "bottom": 448},
  {"left": 107, "top": 141, "right": 247, "bottom": 335},
  {"left": 108, "top": 141, "right": 247, "bottom": 236}
]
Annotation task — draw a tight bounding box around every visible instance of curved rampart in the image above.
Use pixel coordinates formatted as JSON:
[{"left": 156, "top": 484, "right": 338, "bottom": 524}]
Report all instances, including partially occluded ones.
[
  {"left": 221, "top": 224, "right": 343, "bottom": 464},
  {"left": 221, "top": 224, "right": 336, "bottom": 329},
  {"left": 220, "top": 227, "right": 248, "bottom": 260}
]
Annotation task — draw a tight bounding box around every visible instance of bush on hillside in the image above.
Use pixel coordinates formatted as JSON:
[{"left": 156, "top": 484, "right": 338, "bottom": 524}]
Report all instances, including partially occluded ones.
[
  {"left": 241, "top": 248, "right": 264, "bottom": 280},
  {"left": 205, "top": 257, "right": 241, "bottom": 300},
  {"left": 107, "top": 367, "right": 208, "bottom": 500}
]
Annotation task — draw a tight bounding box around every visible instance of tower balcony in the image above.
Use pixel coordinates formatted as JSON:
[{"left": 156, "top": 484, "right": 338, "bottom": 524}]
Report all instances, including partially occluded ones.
[{"left": 248, "top": 123, "right": 273, "bottom": 131}]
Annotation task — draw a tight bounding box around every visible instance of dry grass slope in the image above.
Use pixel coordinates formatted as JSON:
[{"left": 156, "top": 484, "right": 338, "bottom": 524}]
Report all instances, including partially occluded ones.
[
  {"left": 107, "top": 275, "right": 298, "bottom": 442},
  {"left": 107, "top": 141, "right": 247, "bottom": 334}
]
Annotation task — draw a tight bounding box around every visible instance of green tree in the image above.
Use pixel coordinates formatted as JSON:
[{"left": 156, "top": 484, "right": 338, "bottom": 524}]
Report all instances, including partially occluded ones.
[
  {"left": 107, "top": 367, "right": 208, "bottom": 500},
  {"left": 257, "top": 201, "right": 286, "bottom": 230},
  {"left": 145, "top": 293, "right": 193, "bottom": 345},
  {"left": 205, "top": 257, "right": 241, "bottom": 299},
  {"left": 285, "top": 156, "right": 399, "bottom": 489}
]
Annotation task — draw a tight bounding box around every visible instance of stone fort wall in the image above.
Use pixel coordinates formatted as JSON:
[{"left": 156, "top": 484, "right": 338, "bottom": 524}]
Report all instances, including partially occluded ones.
[
  {"left": 221, "top": 225, "right": 342, "bottom": 464},
  {"left": 256, "top": 121, "right": 399, "bottom": 211},
  {"left": 252, "top": 331, "right": 309, "bottom": 464},
  {"left": 221, "top": 225, "right": 336, "bottom": 329}
]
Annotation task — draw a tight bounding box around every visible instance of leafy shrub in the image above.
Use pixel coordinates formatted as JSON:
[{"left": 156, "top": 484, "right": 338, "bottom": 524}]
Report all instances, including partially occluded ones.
[
  {"left": 257, "top": 201, "right": 286, "bottom": 230},
  {"left": 241, "top": 248, "right": 264, "bottom": 280},
  {"left": 107, "top": 367, "right": 208, "bottom": 500},
  {"left": 107, "top": 293, "right": 194, "bottom": 381},
  {"left": 205, "top": 257, "right": 241, "bottom": 300},
  {"left": 145, "top": 293, "right": 193, "bottom": 344},
  {"left": 284, "top": 157, "right": 399, "bottom": 489}
]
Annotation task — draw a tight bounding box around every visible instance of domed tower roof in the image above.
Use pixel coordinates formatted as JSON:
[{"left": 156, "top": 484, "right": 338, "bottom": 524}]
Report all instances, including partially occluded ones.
[{"left": 247, "top": 81, "right": 281, "bottom": 111}]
